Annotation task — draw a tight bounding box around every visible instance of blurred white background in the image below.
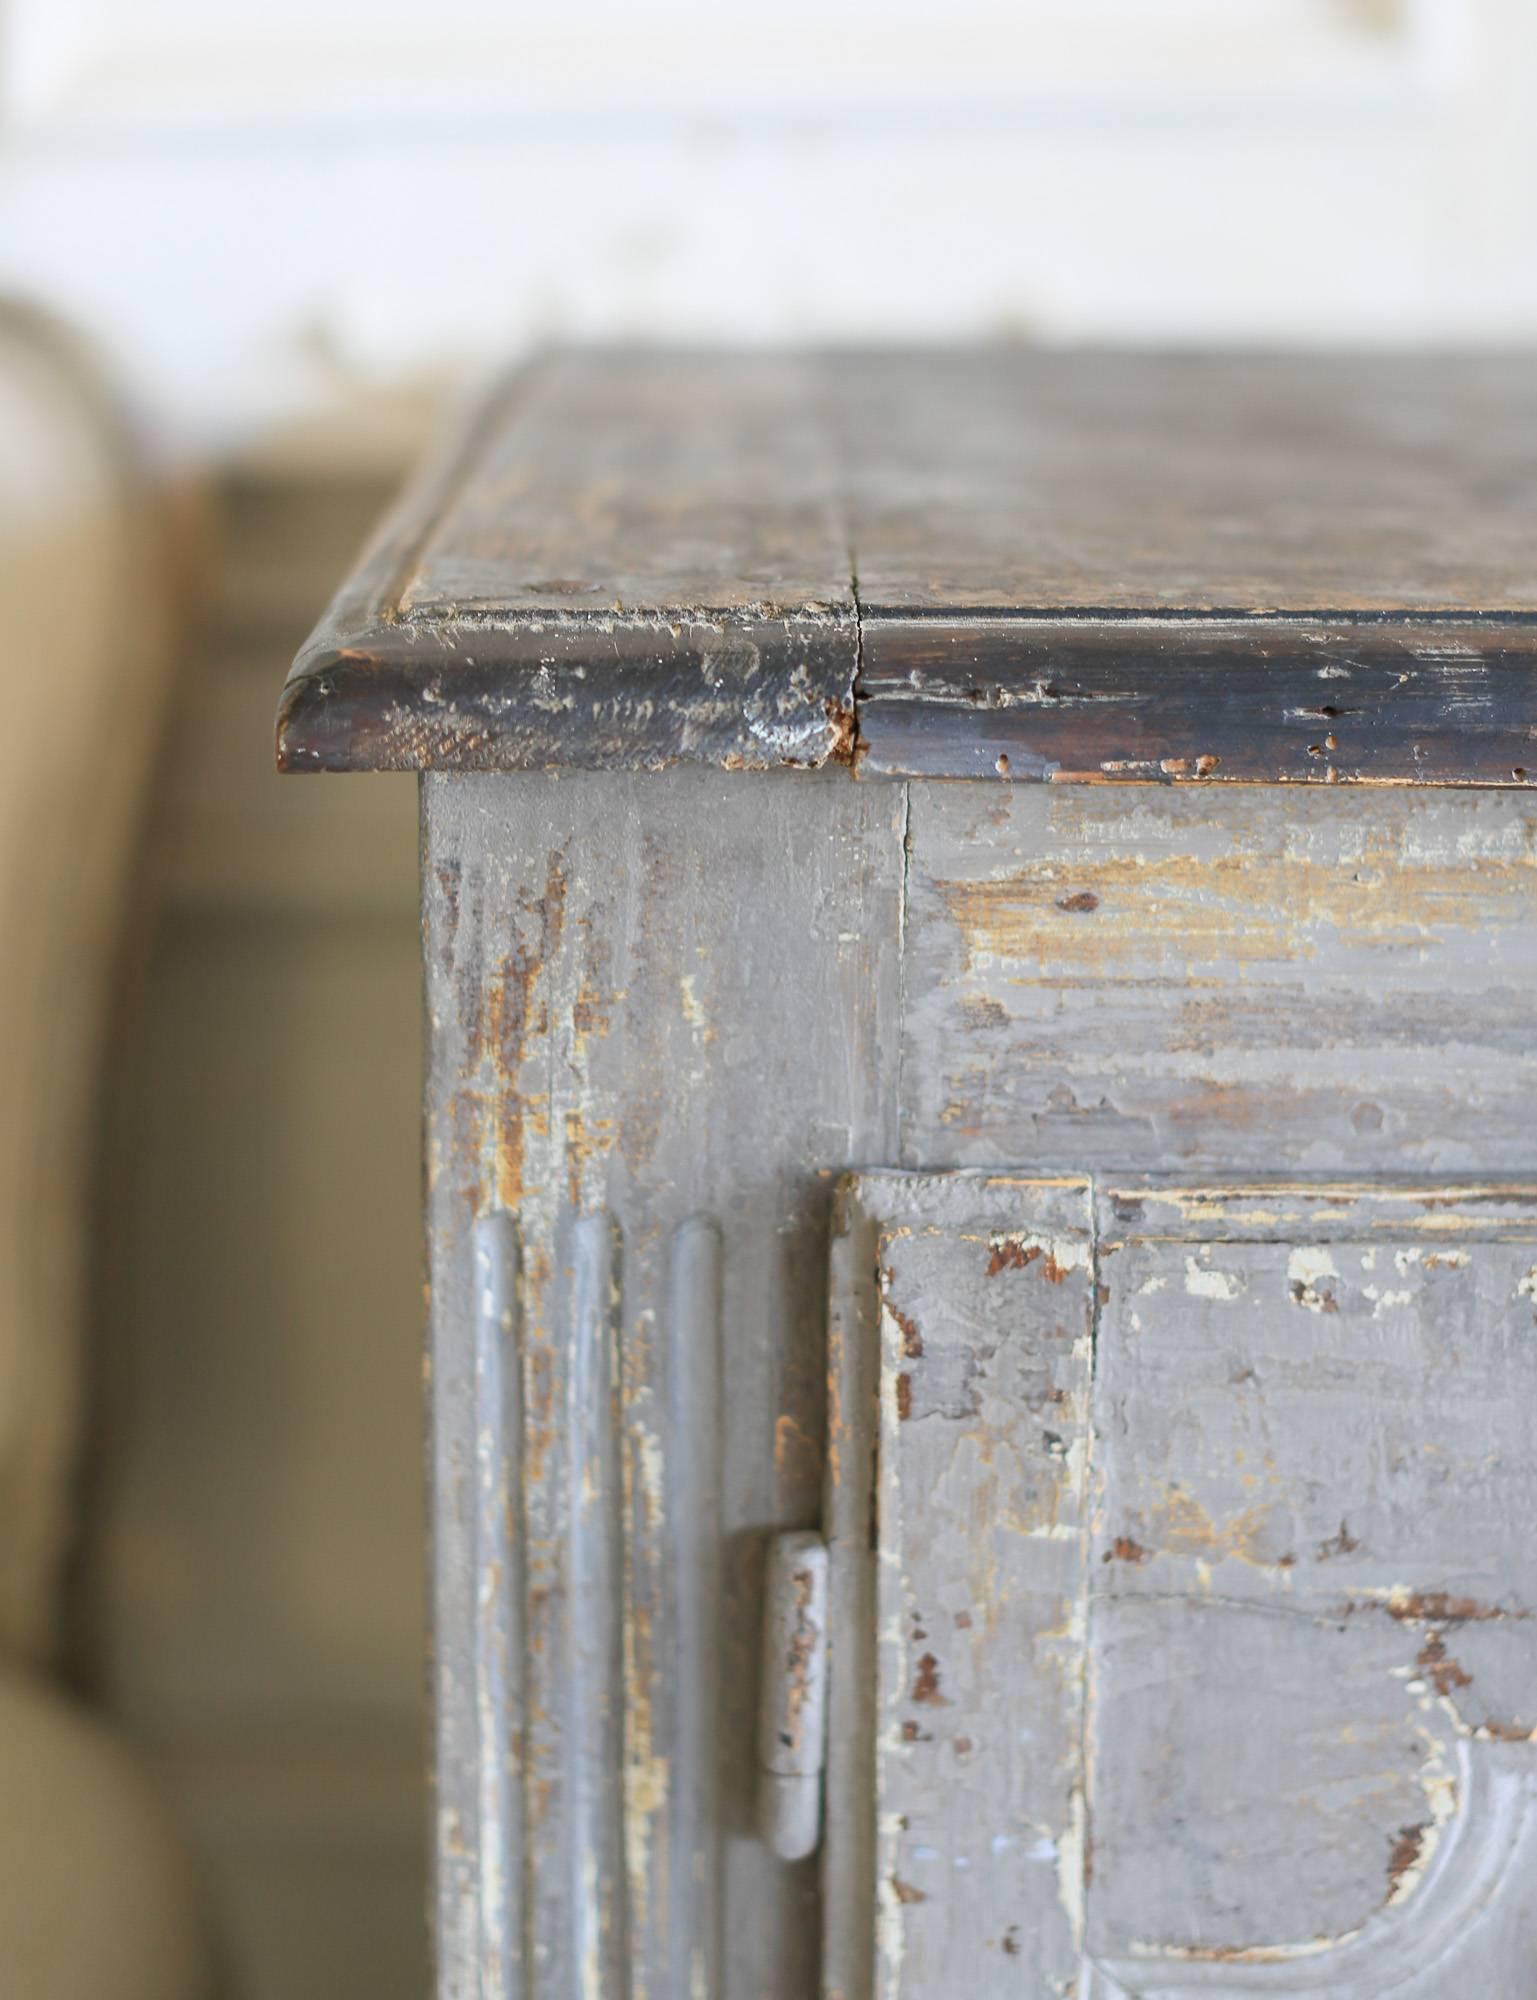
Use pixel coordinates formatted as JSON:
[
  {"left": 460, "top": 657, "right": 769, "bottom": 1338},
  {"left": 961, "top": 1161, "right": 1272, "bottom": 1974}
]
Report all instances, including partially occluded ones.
[
  {"left": 0, "top": 6, "right": 1533, "bottom": 1998},
  {"left": 3, "top": 0, "right": 1536, "bottom": 444}
]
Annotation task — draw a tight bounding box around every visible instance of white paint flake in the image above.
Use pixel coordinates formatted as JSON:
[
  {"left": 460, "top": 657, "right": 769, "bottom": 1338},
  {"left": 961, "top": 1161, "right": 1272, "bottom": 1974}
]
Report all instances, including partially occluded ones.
[
  {"left": 1288, "top": 1245, "right": 1339, "bottom": 1312},
  {"left": 1185, "top": 1255, "right": 1242, "bottom": 1301}
]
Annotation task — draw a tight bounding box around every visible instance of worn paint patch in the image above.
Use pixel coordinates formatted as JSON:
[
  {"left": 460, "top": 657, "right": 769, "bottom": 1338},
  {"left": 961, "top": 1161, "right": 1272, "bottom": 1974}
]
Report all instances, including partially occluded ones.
[
  {"left": 903, "top": 786, "right": 1537, "bottom": 1180},
  {"left": 862, "top": 1178, "right": 1095, "bottom": 1994},
  {"left": 1385, "top": 1731, "right": 1458, "bottom": 1909},
  {"left": 1084, "top": 1184, "right": 1537, "bottom": 1969},
  {"left": 937, "top": 841, "right": 1537, "bottom": 978},
  {"left": 1287, "top": 1244, "right": 1340, "bottom": 1313},
  {"left": 1184, "top": 1254, "right": 1243, "bottom": 1301},
  {"left": 678, "top": 972, "right": 712, "bottom": 1038}
]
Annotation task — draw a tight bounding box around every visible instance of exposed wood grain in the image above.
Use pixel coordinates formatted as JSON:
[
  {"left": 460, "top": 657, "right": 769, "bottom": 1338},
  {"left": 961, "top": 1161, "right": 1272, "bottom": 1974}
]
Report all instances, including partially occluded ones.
[
  {"left": 899, "top": 783, "right": 1537, "bottom": 1175},
  {"left": 830, "top": 349, "right": 1537, "bottom": 616},
  {"left": 280, "top": 348, "right": 1537, "bottom": 786},
  {"left": 399, "top": 353, "right": 851, "bottom": 617},
  {"left": 846, "top": 347, "right": 1537, "bottom": 785},
  {"left": 278, "top": 352, "right": 858, "bottom": 774},
  {"left": 853, "top": 616, "right": 1537, "bottom": 787}
]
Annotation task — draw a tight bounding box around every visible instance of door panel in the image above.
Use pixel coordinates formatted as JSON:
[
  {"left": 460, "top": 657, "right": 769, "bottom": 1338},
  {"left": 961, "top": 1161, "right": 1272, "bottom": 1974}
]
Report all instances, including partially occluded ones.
[
  {"left": 875, "top": 1175, "right": 1094, "bottom": 1994},
  {"left": 827, "top": 1175, "right": 1537, "bottom": 1999}
]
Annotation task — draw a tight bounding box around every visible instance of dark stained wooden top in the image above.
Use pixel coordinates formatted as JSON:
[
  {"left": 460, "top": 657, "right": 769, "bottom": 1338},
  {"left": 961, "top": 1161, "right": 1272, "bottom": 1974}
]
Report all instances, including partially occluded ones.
[{"left": 278, "top": 348, "right": 1537, "bottom": 785}]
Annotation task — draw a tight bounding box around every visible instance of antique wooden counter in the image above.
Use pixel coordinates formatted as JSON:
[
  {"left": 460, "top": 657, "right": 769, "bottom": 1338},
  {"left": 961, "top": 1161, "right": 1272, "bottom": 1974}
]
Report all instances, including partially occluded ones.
[{"left": 279, "top": 350, "right": 1537, "bottom": 1999}]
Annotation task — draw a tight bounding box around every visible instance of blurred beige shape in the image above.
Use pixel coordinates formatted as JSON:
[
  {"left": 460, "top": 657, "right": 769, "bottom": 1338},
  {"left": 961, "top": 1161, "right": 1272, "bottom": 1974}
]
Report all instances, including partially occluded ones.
[
  {"left": 0, "top": 1668, "right": 211, "bottom": 1998},
  {"left": 0, "top": 302, "right": 214, "bottom": 1995}
]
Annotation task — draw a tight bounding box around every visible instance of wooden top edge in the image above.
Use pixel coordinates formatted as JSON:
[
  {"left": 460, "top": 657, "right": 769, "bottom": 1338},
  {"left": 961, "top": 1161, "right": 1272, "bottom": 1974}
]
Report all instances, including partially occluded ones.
[
  {"left": 276, "top": 612, "right": 860, "bottom": 774},
  {"left": 277, "top": 346, "right": 1537, "bottom": 779},
  {"left": 277, "top": 602, "right": 1537, "bottom": 781},
  {"left": 277, "top": 349, "right": 861, "bottom": 771},
  {"left": 853, "top": 611, "right": 1537, "bottom": 787},
  {"left": 857, "top": 607, "right": 1537, "bottom": 630}
]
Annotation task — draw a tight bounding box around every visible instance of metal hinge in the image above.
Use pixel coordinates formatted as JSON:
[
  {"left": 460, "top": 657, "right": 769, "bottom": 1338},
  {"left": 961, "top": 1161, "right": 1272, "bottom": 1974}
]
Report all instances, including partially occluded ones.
[{"left": 756, "top": 1530, "right": 830, "bottom": 1861}]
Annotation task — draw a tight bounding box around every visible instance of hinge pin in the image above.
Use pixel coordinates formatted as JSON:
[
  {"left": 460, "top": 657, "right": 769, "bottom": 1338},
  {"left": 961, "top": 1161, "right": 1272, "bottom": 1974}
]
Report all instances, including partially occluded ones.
[{"left": 757, "top": 1530, "right": 830, "bottom": 1861}]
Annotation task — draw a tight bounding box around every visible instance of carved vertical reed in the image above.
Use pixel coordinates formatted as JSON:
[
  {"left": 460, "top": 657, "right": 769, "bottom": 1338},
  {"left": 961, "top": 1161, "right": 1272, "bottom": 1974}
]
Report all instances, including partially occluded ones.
[
  {"left": 822, "top": 1187, "right": 879, "bottom": 2000},
  {"left": 473, "top": 1211, "right": 524, "bottom": 2000},
  {"left": 434, "top": 1206, "right": 480, "bottom": 2000},
  {"left": 468, "top": 1200, "right": 727, "bottom": 2000},
  {"left": 568, "top": 1211, "right": 628, "bottom": 1996},
  {"left": 667, "top": 1215, "right": 725, "bottom": 1998}
]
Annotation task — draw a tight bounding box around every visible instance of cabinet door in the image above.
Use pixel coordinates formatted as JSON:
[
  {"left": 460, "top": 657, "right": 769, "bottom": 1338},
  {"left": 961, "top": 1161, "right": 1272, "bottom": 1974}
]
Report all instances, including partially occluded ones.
[{"left": 826, "top": 1175, "right": 1537, "bottom": 2000}]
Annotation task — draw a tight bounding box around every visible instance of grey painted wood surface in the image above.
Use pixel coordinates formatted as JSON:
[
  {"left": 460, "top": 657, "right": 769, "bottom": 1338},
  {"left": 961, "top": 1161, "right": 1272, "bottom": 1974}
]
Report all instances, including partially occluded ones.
[
  {"left": 422, "top": 768, "right": 904, "bottom": 2000},
  {"left": 757, "top": 1532, "right": 830, "bottom": 1864},
  {"left": 828, "top": 1173, "right": 1097, "bottom": 1998},
  {"left": 831, "top": 1171, "right": 1537, "bottom": 1998},
  {"left": 1089, "top": 1181, "right": 1537, "bottom": 1990},
  {"left": 900, "top": 783, "right": 1537, "bottom": 1174},
  {"left": 420, "top": 767, "right": 1537, "bottom": 1999}
]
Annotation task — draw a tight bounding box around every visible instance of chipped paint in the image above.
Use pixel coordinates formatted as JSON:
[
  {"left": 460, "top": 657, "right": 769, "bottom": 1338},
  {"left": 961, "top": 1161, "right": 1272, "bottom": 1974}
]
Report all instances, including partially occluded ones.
[
  {"left": 422, "top": 710, "right": 1537, "bottom": 1999},
  {"left": 1056, "top": 1783, "right": 1088, "bottom": 1954},
  {"left": 1384, "top": 1730, "right": 1458, "bottom": 1908},
  {"left": 1287, "top": 1244, "right": 1339, "bottom": 1312},
  {"left": 678, "top": 973, "right": 708, "bottom": 1034},
  {"left": 938, "top": 840, "right": 1537, "bottom": 980},
  {"left": 1183, "top": 1254, "right": 1242, "bottom": 1300}
]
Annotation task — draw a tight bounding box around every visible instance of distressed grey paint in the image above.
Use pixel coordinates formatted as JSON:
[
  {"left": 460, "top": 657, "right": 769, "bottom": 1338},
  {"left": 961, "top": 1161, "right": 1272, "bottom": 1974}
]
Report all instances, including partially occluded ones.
[
  {"left": 473, "top": 1210, "right": 523, "bottom": 1996},
  {"left": 423, "top": 768, "right": 904, "bottom": 2000},
  {"left": 827, "top": 1172, "right": 1537, "bottom": 1998},
  {"left": 1089, "top": 1182, "right": 1537, "bottom": 1986},
  {"left": 280, "top": 350, "right": 1537, "bottom": 2000},
  {"left": 423, "top": 767, "right": 1537, "bottom": 2000},
  {"left": 757, "top": 1532, "right": 830, "bottom": 1863},
  {"left": 829, "top": 1173, "right": 1097, "bottom": 1997},
  {"left": 666, "top": 1216, "right": 725, "bottom": 1995},
  {"left": 899, "top": 784, "right": 1537, "bottom": 1174},
  {"left": 566, "top": 1212, "right": 626, "bottom": 1994},
  {"left": 823, "top": 1190, "right": 882, "bottom": 2000}
]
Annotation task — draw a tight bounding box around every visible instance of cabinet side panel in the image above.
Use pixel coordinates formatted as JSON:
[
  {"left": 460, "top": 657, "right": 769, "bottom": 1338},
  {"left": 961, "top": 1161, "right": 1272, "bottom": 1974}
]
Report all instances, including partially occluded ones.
[{"left": 423, "top": 768, "right": 906, "bottom": 2000}]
